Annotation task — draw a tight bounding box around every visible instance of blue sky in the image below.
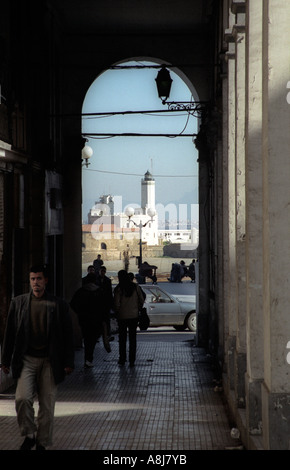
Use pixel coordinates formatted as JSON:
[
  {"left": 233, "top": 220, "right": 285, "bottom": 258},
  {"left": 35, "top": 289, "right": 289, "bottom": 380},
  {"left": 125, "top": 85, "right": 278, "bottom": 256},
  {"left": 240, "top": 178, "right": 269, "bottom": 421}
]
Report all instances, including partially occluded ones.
[{"left": 81, "top": 60, "right": 199, "bottom": 224}]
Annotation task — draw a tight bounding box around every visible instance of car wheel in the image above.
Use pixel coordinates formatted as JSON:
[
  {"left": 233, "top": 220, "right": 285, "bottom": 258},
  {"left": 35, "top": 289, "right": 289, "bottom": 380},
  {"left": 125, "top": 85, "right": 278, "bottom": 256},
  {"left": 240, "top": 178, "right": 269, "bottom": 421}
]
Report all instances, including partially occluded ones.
[{"left": 186, "top": 312, "right": 196, "bottom": 332}]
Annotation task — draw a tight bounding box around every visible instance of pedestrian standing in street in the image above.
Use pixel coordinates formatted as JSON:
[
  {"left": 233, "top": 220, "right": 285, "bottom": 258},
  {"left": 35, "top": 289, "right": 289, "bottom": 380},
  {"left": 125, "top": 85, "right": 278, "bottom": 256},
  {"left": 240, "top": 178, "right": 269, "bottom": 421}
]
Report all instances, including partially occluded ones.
[
  {"left": 1, "top": 264, "right": 74, "bottom": 451},
  {"left": 180, "top": 260, "right": 188, "bottom": 280},
  {"left": 113, "top": 270, "right": 144, "bottom": 367},
  {"left": 70, "top": 272, "right": 110, "bottom": 368},
  {"left": 93, "top": 254, "right": 103, "bottom": 280},
  {"left": 82, "top": 265, "right": 96, "bottom": 285},
  {"left": 168, "top": 262, "right": 183, "bottom": 282},
  {"left": 188, "top": 259, "right": 196, "bottom": 283},
  {"left": 96, "top": 266, "right": 114, "bottom": 342}
]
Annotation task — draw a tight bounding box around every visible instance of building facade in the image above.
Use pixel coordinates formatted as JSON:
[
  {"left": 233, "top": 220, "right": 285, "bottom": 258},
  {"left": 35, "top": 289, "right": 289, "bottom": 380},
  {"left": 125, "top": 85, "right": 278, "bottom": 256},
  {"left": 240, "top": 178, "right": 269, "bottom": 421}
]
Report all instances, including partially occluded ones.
[
  {"left": 87, "top": 171, "right": 159, "bottom": 247},
  {"left": 211, "top": 0, "right": 290, "bottom": 450},
  {"left": 87, "top": 195, "right": 115, "bottom": 224}
]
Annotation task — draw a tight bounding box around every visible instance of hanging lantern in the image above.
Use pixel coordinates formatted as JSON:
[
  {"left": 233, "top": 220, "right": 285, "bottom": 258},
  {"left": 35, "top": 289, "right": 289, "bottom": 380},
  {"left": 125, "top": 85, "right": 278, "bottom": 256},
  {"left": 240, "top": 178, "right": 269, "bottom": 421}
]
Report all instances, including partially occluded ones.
[{"left": 155, "top": 65, "right": 173, "bottom": 104}]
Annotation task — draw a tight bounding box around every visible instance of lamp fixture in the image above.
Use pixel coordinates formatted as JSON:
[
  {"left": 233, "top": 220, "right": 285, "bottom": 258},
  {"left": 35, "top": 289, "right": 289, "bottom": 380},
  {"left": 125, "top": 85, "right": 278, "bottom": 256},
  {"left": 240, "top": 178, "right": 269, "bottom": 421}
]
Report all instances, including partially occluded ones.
[
  {"left": 125, "top": 207, "right": 156, "bottom": 267},
  {"left": 155, "top": 65, "right": 207, "bottom": 117},
  {"left": 82, "top": 141, "right": 93, "bottom": 168},
  {"left": 126, "top": 207, "right": 156, "bottom": 221},
  {"left": 155, "top": 65, "right": 173, "bottom": 104}
]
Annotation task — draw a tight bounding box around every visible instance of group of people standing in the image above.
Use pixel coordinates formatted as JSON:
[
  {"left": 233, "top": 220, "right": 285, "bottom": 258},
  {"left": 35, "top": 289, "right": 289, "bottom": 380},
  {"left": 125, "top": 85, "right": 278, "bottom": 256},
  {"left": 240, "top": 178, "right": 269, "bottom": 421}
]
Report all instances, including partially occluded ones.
[
  {"left": 0, "top": 255, "right": 197, "bottom": 450},
  {"left": 168, "top": 259, "right": 196, "bottom": 283},
  {"left": 71, "top": 256, "right": 145, "bottom": 369}
]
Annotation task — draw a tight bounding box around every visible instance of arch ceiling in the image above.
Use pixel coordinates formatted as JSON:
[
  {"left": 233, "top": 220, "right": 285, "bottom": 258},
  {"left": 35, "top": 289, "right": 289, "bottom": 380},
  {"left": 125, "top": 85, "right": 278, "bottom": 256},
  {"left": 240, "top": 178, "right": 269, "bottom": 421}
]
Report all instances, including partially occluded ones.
[
  {"left": 49, "top": 0, "right": 216, "bottom": 107},
  {"left": 49, "top": 0, "right": 214, "bottom": 35}
]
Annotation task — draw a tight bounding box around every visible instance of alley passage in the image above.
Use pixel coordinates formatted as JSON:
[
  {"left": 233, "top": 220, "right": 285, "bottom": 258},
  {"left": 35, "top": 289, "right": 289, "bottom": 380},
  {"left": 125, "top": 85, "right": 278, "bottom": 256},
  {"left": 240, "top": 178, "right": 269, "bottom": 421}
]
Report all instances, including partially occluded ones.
[{"left": 0, "top": 331, "right": 238, "bottom": 451}]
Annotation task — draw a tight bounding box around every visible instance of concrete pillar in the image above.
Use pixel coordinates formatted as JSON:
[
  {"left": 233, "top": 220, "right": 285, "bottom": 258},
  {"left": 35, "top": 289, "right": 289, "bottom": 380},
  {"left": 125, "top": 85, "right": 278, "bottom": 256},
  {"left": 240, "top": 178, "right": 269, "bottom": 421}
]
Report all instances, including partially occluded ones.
[
  {"left": 244, "top": 0, "right": 264, "bottom": 436},
  {"left": 221, "top": 73, "right": 229, "bottom": 364},
  {"left": 62, "top": 136, "right": 83, "bottom": 302},
  {"left": 262, "top": 0, "right": 290, "bottom": 450},
  {"left": 224, "top": 35, "right": 237, "bottom": 390},
  {"left": 216, "top": 135, "right": 225, "bottom": 358},
  {"left": 196, "top": 130, "right": 210, "bottom": 348},
  {"left": 233, "top": 12, "right": 247, "bottom": 407}
]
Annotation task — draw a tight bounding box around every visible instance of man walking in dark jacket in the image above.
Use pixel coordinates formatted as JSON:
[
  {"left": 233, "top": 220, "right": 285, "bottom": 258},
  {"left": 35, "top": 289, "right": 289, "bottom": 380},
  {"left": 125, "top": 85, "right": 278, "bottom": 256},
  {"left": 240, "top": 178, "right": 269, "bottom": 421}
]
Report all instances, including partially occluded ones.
[
  {"left": 96, "top": 266, "right": 114, "bottom": 342},
  {"left": 70, "top": 272, "right": 109, "bottom": 367},
  {"left": 1, "top": 264, "right": 74, "bottom": 451}
]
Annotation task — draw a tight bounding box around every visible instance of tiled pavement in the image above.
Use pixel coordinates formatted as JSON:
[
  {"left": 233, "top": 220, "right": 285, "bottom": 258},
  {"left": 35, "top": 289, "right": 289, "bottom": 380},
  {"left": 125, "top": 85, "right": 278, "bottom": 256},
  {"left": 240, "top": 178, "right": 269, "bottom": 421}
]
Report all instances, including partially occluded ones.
[{"left": 0, "top": 331, "right": 243, "bottom": 455}]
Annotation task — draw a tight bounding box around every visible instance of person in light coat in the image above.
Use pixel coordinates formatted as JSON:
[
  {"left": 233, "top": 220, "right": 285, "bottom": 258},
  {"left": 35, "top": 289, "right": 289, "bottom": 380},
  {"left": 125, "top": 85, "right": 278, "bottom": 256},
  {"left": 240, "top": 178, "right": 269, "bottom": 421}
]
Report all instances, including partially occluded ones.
[{"left": 113, "top": 270, "right": 144, "bottom": 367}]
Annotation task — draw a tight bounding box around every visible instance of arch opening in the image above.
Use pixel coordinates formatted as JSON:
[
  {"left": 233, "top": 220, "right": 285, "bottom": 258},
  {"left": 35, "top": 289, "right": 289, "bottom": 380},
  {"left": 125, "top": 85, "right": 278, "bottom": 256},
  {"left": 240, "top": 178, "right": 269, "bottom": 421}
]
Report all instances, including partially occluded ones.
[{"left": 81, "top": 57, "right": 199, "bottom": 279}]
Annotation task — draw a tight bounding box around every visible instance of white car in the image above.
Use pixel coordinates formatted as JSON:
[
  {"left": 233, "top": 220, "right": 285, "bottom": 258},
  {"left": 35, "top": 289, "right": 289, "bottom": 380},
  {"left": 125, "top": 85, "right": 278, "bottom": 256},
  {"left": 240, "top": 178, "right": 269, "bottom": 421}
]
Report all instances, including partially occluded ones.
[{"left": 140, "top": 285, "right": 196, "bottom": 332}]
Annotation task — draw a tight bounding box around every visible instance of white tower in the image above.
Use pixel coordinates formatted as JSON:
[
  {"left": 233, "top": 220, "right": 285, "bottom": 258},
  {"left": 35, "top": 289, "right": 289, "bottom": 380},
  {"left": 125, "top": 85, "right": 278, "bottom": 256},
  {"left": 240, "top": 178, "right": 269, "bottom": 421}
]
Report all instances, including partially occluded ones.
[
  {"left": 122, "top": 170, "right": 158, "bottom": 246},
  {"left": 141, "top": 170, "right": 155, "bottom": 214}
]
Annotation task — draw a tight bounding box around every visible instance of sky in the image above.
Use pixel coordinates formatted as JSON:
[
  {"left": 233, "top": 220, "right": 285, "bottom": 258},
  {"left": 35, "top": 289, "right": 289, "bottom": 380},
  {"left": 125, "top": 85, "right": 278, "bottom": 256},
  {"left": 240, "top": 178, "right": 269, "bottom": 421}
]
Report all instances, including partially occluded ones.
[{"left": 81, "top": 60, "right": 199, "bottom": 225}]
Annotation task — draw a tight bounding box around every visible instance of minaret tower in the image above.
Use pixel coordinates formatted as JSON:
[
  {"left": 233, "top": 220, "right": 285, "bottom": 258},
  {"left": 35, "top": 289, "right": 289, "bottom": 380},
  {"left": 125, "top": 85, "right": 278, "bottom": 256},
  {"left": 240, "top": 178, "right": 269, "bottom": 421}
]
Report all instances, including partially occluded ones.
[{"left": 141, "top": 170, "right": 155, "bottom": 214}]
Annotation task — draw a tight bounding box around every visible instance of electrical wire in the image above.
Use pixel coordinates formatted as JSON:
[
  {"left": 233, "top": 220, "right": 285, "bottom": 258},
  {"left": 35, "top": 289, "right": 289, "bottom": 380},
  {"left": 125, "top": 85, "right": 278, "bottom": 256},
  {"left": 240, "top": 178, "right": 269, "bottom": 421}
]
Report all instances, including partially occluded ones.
[{"left": 83, "top": 168, "right": 198, "bottom": 177}]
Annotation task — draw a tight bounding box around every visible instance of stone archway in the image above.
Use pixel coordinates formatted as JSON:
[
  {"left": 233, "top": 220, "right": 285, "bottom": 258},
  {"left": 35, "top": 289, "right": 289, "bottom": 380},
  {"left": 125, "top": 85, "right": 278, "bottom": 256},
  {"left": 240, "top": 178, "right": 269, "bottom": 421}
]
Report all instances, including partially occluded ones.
[{"left": 81, "top": 58, "right": 200, "bottom": 267}]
